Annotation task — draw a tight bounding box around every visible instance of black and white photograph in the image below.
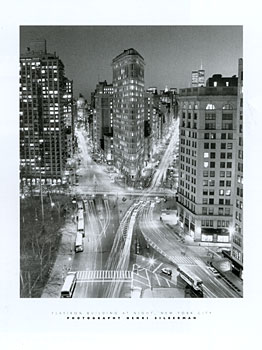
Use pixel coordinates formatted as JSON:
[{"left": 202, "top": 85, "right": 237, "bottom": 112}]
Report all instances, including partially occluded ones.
[
  {"left": 19, "top": 25, "right": 243, "bottom": 299},
  {"left": 1, "top": 1, "right": 262, "bottom": 349}
]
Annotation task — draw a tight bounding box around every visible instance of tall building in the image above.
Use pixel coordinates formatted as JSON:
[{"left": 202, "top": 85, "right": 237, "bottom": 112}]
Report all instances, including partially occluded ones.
[
  {"left": 230, "top": 59, "right": 243, "bottom": 277},
  {"left": 92, "top": 80, "right": 113, "bottom": 151},
  {"left": 112, "top": 48, "right": 145, "bottom": 182},
  {"left": 177, "top": 76, "right": 238, "bottom": 244},
  {"left": 192, "top": 68, "right": 205, "bottom": 87},
  {"left": 20, "top": 40, "right": 70, "bottom": 185},
  {"left": 63, "top": 77, "right": 75, "bottom": 159}
]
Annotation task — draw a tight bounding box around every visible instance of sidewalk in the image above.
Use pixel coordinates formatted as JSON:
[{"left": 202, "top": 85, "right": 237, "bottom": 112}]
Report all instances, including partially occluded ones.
[
  {"left": 161, "top": 213, "right": 243, "bottom": 294},
  {"left": 41, "top": 218, "right": 76, "bottom": 298}
]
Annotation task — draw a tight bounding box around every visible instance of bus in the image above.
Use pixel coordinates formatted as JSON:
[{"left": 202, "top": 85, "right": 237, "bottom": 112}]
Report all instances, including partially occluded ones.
[
  {"left": 60, "top": 272, "right": 77, "bottom": 298},
  {"left": 77, "top": 217, "right": 85, "bottom": 237},
  {"left": 75, "top": 232, "right": 84, "bottom": 252},
  {"left": 177, "top": 267, "right": 203, "bottom": 292}
]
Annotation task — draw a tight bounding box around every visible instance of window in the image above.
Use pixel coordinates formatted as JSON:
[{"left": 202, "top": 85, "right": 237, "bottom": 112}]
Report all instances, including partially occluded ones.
[
  {"left": 209, "top": 190, "right": 214, "bottom": 196},
  {"left": 211, "top": 143, "right": 216, "bottom": 149},
  {"left": 202, "top": 207, "right": 207, "bottom": 215},
  {"left": 203, "top": 170, "right": 208, "bottom": 177},
  {"left": 227, "top": 143, "right": 233, "bottom": 149},
  {"left": 222, "top": 104, "right": 233, "bottom": 109},
  {"left": 205, "top": 113, "right": 216, "bottom": 120},
  {"left": 225, "top": 199, "right": 230, "bottom": 205},
  {"left": 220, "top": 152, "right": 226, "bottom": 159},
  {"left": 210, "top": 133, "right": 216, "bottom": 139},
  {"left": 210, "top": 152, "right": 216, "bottom": 159},
  {"left": 219, "top": 208, "right": 224, "bottom": 215},
  {"left": 210, "top": 171, "right": 215, "bottom": 177},
  {"left": 226, "top": 189, "right": 231, "bottom": 196},
  {"left": 204, "top": 133, "right": 209, "bottom": 139},
  {"left": 203, "top": 189, "right": 208, "bottom": 196},
  {"left": 226, "top": 171, "right": 232, "bottom": 177},
  {"left": 210, "top": 162, "right": 215, "bottom": 168},
  {"left": 221, "top": 143, "right": 226, "bottom": 149},
  {"left": 220, "top": 162, "right": 225, "bottom": 168},
  {"left": 209, "top": 208, "right": 214, "bottom": 215},
  {"left": 203, "top": 198, "right": 208, "bottom": 204},
  {"left": 219, "top": 189, "right": 224, "bottom": 195},
  {"left": 227, "top": 162, "right": 232, "bottom": 168},
  {"left": 209, "top": 198, "right": 214, "bottom": 204},
  {"left": 206, "top": 104, "right": 216, "bottom": 110},
  {"left": 204, "top": 152, "right": 209, "bottom": 158},
  {"left": 204, "top": 143, "right": 209, "bottom": 149},
  {"left": 226, "top": 180, "right": 231, "bottom": 187},
  {"left": 204, "top": 161, "right": 209, "bottom": 168},
  {"left": 219, "top": 180, "right": 225, "bottom": 186},
  {"left": 225, "top": 208, "right": 230, "bottom": 216},
  {"left": 219, "top": 199, "right": 224, "bottom": 205},
  {"left": 220, "top": 171, "right": 225, "bottom": 177},
  {"left": 203, "top": 180, "right": 208, "bottom": 186},
  {"left": 221, "top": 133, "right": 227, "bottom": 139},
  {"left": 209, "top": 180, "right": 215, "bottom": 186}
]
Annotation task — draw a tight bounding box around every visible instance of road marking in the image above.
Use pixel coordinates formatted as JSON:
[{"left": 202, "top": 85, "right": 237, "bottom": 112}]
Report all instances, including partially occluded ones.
[
  {"left": 154, "top": 273, "right": 161, "bottom": 286},
  {"left": 145, "top": 269, "right": 151, "bottom": 289},
  {"left": 153, "top": 262, "right": 163, "bottom": 273},
  {"left": 165, "top": 278, "right": 170, "bottom": 287}
]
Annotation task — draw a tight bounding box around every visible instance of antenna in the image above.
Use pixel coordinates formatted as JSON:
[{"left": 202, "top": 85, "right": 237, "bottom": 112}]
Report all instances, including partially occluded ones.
[{"left": 200, "top": 60, "right": 203, "bottom": 70}]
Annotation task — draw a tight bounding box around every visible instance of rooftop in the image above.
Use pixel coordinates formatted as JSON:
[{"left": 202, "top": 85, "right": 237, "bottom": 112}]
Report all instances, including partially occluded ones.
[
  {"left": 179, "top": 86, "right": 238, "bottom": 97},
  {"left": 112, "top": 48, "right": 144, "bottom": 63}
]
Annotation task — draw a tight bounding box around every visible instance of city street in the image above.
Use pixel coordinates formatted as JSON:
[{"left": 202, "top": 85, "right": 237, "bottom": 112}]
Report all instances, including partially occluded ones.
[{"left": 42, "top": 121, "right": 243, "bottom": 298}]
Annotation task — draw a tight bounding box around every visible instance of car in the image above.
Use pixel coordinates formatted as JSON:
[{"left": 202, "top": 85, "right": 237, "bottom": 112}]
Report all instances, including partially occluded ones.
[
  {"left": 207, "top": 266, "right": 220, "bottom": 277},
  {"left": 161, "top": 268, "right": 172, "bottom": 276}
]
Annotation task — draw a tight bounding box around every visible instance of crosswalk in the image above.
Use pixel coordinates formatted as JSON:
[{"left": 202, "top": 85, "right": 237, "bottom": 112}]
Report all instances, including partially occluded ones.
[
  {"left": 170, "top": 256, "right": 203, "bottom": 266},
  {"left": 75, "top": 270, "right": 132, "bottom": 282}
]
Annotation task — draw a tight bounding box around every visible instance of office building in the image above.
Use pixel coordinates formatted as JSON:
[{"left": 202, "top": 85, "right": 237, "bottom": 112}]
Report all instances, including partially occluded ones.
[
  {"left": 92, "top": 80, "right": 113, "bottom": 151},
  {"left": 20, "top": 40, "right": 70, "bottom": 185},
  {"left": 177, "top": 75, "right": 238, "bottom": 243},
  {"left": 112, "top": 48, "right": 145, "bottom": 182},
  {"left": 230, "top": 59, "right": 243, "bottom": 277},
  {"left": 192, "top": 68, "right": 205, "bottom": 87}
]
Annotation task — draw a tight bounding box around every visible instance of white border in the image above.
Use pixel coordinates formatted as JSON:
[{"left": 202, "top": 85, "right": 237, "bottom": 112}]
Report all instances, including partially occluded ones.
[{"left": 0, "top": 1, "right": 261, "bottom": 349}]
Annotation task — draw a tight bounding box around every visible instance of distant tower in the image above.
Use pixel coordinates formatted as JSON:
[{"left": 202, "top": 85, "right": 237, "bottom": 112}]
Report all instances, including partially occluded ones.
[{"left": 191, "top": 62, "right": 205, "bottom": 87}]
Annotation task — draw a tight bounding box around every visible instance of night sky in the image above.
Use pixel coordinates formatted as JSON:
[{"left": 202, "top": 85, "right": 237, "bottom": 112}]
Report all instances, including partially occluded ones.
[{"left": 20, "top": 26, "right": 242, "bottom": 101}]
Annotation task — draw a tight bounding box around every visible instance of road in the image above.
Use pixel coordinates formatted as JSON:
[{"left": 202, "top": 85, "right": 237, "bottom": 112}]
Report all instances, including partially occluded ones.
[{"left": 58, "top": 122, "right": 241, "bottom": 298}]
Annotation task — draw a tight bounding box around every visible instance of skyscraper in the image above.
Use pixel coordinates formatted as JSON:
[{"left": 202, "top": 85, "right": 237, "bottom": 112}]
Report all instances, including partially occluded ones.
[
  {"left": 92, "top": 80, "right": 113, "bottom": 151},
  {"left": 112, "top": 48, "right": 145, "bottom": 183},
  {"left": 177, "top": 75, "right": 238, "bottom": 244},
  {"left": 20, "top": 40, "right": 70, "bottom": 186},
  {"left": 231, "top": 58, "right": 243, "bottom": 277},
  {"left": 191, "top": 67, "right": 205, "bottom": 87}
]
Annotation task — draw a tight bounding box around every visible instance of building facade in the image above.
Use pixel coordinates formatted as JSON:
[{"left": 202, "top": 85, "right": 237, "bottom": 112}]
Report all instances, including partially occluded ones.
[
  {"left": 112, "top": 48, "right": 145, "bottom": 182},
  {"left": 20, "top": 40, "right": 70, "bottom": 186},
  {"left": 92, "top": 80, "right": 113, "bottom": 151},
  {"left": 231, "top": 59, "right": 243, "bottom": 277},
  {"left": 192, "top": 69, "right": 205, "bottom": 87},
  {"left": 177, "top": 80, "right": 238, "bottom": 244}
]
